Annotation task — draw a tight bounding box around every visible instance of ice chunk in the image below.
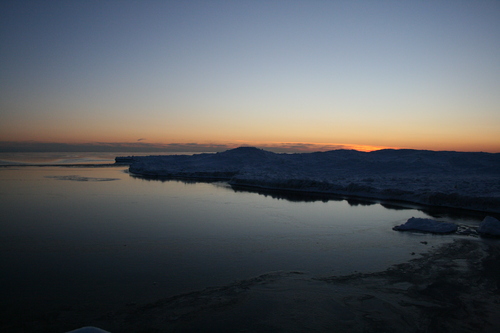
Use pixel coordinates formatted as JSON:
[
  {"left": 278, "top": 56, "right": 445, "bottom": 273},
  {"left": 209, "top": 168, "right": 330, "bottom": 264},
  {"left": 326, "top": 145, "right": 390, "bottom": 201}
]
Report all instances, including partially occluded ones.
[
  {"left": 393, "top": 217, "right": 458, "bottom": 234},
  {"left": 478, "top": 216, "right": 500, "bottom": 236}
]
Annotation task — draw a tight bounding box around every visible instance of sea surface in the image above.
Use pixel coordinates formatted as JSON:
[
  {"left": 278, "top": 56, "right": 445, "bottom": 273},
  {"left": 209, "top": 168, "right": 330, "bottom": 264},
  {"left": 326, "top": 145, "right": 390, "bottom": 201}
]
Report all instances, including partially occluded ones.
[
  {"left": 0, "top": 151, "right": 195, "bottom": 165},
  {"left": 0, "top": 152, "right": 485, "bottom": 320}
]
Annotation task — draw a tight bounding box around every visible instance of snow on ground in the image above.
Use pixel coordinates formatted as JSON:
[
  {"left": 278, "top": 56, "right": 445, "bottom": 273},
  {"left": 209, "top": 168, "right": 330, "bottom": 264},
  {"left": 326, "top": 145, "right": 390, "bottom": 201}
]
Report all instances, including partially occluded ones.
[{"left": 122, "top": 147, "right": 500, "bottom": 213}]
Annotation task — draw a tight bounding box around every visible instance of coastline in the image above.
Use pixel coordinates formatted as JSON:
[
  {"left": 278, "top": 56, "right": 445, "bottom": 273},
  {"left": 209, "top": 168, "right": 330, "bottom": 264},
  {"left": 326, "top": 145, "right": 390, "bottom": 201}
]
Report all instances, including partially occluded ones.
[
  {"left": 227, "top": 180, "right": 500, "bottom": 216},
  {"left": 2, "top": 162, "right": 498, "bottom": 214},
  {"left": 127, "top": 170, "right": 500, "bottom": 215},
  {"left": 125, "top": 147, "right": 500, "bottom": 214}
]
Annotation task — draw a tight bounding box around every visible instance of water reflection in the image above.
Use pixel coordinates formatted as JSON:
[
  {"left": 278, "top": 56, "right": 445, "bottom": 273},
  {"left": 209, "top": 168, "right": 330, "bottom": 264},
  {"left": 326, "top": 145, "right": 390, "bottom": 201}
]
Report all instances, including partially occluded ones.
[
  {"left": 130, "top": 173, "right": 488, "bottom": 222},
  {"left": 129, "top": 172, "right": 224, "bottom": 185},
  {"left": 230, "top": 184, "right": 342, "bottom": 203},
  {"left": 1, "top": 166, "right": 488, "bottom": 329},
  {"left": 230, "top": 184, "right": 489, "bottom": 222}
]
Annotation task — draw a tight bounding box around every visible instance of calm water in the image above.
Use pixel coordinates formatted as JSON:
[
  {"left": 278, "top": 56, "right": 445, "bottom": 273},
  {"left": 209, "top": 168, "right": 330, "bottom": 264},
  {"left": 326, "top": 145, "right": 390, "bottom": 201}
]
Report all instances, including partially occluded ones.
[
  {"left": 0, "top": 151, "right": 198, "bottom": 165},
  {"left": 0, "top": 154, "right": 485, "bottom": 317}
]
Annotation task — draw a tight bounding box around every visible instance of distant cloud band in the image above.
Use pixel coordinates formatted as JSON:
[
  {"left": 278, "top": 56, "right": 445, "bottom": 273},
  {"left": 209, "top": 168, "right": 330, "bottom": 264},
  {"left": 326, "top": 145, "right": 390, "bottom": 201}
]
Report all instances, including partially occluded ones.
[{"left": 0, "top": 141, "right": 392, "bottom": 153}]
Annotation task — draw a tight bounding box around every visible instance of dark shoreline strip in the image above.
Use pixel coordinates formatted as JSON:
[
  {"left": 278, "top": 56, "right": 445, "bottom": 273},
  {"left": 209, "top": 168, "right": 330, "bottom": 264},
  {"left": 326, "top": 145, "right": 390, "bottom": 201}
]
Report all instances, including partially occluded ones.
[{"left": 0, "top": 163, "right": 121, "bottom": 168}]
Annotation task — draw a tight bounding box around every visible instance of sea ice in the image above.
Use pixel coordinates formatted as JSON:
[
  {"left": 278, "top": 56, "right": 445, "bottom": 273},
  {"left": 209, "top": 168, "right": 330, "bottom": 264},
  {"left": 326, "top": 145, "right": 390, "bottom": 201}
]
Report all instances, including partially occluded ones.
[
  {"left": 478, "top": 216, "right": 500, "bottom": 236},
  {"left": 393, "top": 217, "right": 458, "bottom": 234}
]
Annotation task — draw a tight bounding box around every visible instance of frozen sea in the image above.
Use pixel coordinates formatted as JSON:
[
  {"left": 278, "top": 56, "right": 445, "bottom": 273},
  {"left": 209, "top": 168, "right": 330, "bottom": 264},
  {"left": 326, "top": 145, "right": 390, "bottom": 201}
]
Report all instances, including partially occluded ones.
[{"left": 0, "top": 152, "right": 488, "bottom": 330}]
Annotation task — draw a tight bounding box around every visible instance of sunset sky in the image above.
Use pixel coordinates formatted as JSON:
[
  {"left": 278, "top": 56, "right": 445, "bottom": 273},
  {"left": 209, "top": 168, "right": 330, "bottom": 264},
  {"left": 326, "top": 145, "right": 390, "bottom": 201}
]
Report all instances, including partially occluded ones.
[{"left": 1, "top": 0, "right": 499, "bottom": 153}]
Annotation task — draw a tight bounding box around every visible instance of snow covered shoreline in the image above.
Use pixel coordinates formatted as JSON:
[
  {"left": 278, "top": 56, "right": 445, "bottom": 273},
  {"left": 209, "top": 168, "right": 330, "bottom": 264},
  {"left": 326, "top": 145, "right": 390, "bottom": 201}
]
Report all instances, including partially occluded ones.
[{"left": 122, "top": 147, "right": 500, "bottom": 213}]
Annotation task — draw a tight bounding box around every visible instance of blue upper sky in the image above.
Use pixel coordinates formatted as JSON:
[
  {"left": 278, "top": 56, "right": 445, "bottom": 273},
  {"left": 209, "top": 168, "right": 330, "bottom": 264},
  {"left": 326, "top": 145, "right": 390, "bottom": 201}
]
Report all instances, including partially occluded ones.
[{"left": 1, "top": 0, "right": 499, "bottom": 152}]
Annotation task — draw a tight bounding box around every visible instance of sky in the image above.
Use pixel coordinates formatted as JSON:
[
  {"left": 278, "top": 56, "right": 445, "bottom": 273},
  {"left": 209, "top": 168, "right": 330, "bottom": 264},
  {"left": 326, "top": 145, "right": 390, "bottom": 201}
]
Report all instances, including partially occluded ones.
[{"left": 1, "top": 0, "right": 499, "bottom": 153}]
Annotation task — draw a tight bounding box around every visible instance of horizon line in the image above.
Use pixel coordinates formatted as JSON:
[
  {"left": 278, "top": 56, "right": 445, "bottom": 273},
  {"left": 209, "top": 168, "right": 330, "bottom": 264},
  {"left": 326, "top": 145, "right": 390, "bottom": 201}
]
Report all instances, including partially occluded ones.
[{"left": 0, "top": 140, "right": 498, "bottom": 154}]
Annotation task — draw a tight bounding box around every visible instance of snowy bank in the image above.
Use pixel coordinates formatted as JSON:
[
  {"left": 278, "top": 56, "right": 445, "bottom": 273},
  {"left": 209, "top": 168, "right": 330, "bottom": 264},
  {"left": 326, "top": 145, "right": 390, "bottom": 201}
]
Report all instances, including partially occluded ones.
[{"left": 123, "top": 147, "right": 500, "bottom": 213}]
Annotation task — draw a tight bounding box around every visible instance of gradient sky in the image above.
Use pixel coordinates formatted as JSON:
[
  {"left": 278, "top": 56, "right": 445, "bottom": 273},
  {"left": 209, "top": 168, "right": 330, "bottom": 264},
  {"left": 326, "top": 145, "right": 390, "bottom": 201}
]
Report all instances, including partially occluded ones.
[{"left": 1, "top": 0, "right": 499, "bottom": 152}]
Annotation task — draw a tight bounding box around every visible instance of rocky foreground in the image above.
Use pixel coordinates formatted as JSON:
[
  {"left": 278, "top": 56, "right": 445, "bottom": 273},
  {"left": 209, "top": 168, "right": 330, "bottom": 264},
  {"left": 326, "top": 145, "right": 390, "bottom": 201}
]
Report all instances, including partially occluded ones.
[
  {"left": 116, "top": 239, "right": 498, "bottom": 333},
  {"left": 15, "top": 239, "right": 499, "bottom": 333}
]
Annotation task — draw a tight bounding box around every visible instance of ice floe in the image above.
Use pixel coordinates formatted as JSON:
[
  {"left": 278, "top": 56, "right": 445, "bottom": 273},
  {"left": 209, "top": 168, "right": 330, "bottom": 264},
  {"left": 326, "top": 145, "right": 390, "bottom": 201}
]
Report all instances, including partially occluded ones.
[
  {"left": 45, "top": 175, "right": 120, "bottom": 182},
  {"left": 478, "top": 216, "right": 500, "bottom": 237},
  {"left": 393, "top": 217, "right": 458, "bottom": 234}
]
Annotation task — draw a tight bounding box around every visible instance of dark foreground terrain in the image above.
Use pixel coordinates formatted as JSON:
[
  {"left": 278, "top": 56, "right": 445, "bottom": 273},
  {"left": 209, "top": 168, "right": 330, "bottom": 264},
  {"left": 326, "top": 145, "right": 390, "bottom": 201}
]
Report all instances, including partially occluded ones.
[{"left": 4, "top": 238, "right": 500, "bottom": 333}]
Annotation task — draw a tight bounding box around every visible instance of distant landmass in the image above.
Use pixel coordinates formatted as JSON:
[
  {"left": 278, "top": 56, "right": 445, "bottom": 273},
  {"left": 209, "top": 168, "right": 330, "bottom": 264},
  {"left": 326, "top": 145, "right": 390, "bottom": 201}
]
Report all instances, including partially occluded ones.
[{"left": 118, "top": 147, "right": 500, "bottom": 213}]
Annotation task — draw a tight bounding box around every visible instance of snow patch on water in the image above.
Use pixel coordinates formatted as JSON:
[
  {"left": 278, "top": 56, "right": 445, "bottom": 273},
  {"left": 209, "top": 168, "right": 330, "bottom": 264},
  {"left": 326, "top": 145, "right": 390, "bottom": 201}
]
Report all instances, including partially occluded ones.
[{"left": 45, "top": 175, "right": 120, "bottom": 182}]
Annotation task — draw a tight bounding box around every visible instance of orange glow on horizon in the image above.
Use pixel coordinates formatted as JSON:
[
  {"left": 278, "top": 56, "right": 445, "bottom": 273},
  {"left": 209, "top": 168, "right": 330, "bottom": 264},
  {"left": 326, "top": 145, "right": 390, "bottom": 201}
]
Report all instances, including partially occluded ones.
[
  {"left": 1, "top": 137, "right": 499, "bottom": 153},
  {"left": 229, "top": 140, "right": 402, "bottom": 152}
]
